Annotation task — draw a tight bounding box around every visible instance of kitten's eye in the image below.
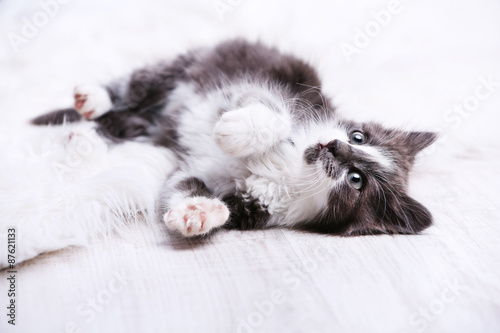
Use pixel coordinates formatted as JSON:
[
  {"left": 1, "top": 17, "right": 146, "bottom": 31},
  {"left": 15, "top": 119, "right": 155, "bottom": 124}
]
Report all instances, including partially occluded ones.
[
  {"left": 350, "top": 131, "right": 366, "bottom": 145},
  {"left": 347, "top": 171, "right": 364, "bottom": 190}
]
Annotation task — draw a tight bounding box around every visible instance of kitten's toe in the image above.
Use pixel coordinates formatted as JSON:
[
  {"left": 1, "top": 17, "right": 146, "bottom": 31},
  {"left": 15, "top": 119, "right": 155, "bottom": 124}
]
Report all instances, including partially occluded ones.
[
  {"left": 164, "top": 197, "right": 230, "bottom": 237},
  {"left": 73, "top": 84, "right": 112, "bottom": 120}
]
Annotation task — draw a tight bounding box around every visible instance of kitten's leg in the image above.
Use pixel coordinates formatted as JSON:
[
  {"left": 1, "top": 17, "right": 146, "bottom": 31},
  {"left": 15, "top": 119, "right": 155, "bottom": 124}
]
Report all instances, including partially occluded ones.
[
  {"left": 32, "top": 61, "right": 187, "bottom": 126},
  {"left": 30, "top": 83, "right": 112, "bottom": 125},
  {"left": 30, "top": 84, "right": 116, "bottom": 126},
  {"left": 161, "top": 175, "right": 230, "bottom": 237},
  {"left": 31, "top": 108, "right": 82, "bottom": 125},
  {"left": 214, "top": 103, "right": 292, "bottom": 157}
]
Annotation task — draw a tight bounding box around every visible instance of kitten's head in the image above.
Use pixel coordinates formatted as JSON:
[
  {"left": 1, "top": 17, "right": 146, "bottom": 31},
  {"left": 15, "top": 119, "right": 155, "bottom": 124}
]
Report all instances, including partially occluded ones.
[{"left": 302, "top": 121, "right": 437, "bottom": 235}]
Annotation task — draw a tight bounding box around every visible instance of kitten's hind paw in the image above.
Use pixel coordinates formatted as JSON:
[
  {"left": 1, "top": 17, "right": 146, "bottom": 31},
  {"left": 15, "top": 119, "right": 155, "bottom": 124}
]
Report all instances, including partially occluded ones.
[
  {"left": 74, "top": 84, "right": 112, "bottom": 120},
  {"left": 164, "top": 197, "right": 230, "bottom": 237}
]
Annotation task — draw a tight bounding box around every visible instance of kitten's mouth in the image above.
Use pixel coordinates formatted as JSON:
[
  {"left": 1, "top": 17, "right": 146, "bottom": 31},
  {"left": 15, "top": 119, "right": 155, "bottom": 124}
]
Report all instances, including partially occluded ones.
[
  {"left": 318, "top": 144, "right": 338, "bottom": 175},
  {"left": 304, "top": 143, "right": 339, "bottom": 178}
]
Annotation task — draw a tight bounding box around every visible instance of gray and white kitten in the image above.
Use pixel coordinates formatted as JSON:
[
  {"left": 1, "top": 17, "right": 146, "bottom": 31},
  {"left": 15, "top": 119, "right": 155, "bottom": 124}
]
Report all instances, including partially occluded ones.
[{"left": 33, "top": 39, "right": 437, "bottom": 237}]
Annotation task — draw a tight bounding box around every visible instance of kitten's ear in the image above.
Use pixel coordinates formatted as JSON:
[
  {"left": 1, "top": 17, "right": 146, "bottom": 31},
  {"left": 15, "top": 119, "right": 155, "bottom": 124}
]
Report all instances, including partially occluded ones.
[
  {"left": 403, "top": 131, "right": 438, "bottom": 159},
  {"left": 346, "top": 194, "right": 433, "bottom": 235},
  {"left": 378, "top": 194, "right": 434, "bottom": 234}
]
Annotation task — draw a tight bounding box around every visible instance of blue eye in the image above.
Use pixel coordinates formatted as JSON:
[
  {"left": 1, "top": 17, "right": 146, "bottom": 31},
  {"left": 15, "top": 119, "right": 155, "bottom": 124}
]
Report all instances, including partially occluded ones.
[
  {"left": 347, "top": 171, "right": 363, "bottom": 190},
  {"left": 350, "top": 131, "right": 366, "bottom": 145}
]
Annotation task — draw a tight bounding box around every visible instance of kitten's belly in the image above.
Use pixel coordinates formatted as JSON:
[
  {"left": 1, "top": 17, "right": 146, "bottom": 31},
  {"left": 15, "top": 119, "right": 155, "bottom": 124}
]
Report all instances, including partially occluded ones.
[{"left": 167, "top": 83, "right": 249, "bottom": 195}]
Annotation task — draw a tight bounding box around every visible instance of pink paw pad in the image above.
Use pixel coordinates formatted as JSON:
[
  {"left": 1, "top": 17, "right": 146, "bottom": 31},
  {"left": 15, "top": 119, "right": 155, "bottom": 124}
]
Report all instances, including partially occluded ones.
[
  {"left": 163, "top": 198, "right": 230, "bottom": 237},
  {"left": 74, "top": 93, "right": 95, "bottom": 119},
  {"left": 74, "top": 94, "right": 87, "bottom": 110},
  {"left": 73, "top": 84, "right": 111, "bottom": 120},
  {"left": 183, "top": 204, "right": 209, "bottom": 233}
]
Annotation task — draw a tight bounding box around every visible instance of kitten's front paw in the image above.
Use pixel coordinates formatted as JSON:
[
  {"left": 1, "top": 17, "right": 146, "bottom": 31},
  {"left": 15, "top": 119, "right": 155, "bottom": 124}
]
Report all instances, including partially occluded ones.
[
  {"left": 74, "top": 84, "right": 112, "bottom": 120},
  {"left": 214, "top": 104, "right": 291, "bottom": 157},
  {"left": 164, "top": 197, "right": 230, "bottom": 237}
]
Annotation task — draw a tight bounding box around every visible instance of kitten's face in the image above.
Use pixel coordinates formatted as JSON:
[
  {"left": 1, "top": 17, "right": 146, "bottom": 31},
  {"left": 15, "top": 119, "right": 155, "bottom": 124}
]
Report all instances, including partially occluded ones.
[{"left": 302, "top": 121, "right": 437, "bottom": 235}]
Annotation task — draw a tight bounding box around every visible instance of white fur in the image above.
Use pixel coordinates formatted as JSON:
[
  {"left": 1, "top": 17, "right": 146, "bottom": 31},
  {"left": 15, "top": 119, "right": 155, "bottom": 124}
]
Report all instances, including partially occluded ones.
[
  {"left": 0, "top": 123, "right": 177, "bottom": 267},
  {"left": 166, "top": 83, "right": 247, "bottom": 196},
  {"left": 74, "top": 84, "right": 113, "bottom": 119},
  {"left": 165, "top": 82, "right": 294, "bottom": 193},
  {"left": 214, "top": 104, "right": 291, "bottom": 157},
  {"left": 357, "top": 145, "right": 393, "bottom": 169}
]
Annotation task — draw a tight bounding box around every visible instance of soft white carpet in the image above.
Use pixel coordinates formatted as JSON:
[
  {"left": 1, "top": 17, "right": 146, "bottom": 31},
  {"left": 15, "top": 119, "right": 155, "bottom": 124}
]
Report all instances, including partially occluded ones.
[{"left": 0, "top": 0, "right": 499, "bottom": 332}]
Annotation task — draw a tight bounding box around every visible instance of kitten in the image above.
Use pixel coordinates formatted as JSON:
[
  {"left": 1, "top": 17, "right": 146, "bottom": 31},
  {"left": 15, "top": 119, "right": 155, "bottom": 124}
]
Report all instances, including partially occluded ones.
[{"left": 32, "top": 39, "right": 437, "bottom": 237}]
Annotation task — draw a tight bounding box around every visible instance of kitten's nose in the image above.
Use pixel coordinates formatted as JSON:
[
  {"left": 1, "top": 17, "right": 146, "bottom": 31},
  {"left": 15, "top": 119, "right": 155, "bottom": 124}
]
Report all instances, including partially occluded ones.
[
  {"left": 326, "top": 140, "right": 340, "bottom": 156},
  {"left": 326, "top": 139, "right": 349, "bottom": 157}
]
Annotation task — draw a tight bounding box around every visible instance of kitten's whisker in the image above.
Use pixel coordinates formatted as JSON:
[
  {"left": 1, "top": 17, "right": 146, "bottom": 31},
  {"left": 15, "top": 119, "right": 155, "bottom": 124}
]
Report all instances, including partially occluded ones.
[
  {"left": 288, "top": 177, "right": 331, "bottom": 202},
  {"left": 285, "top": 171, "right": 329, "bottom": 194},
  {"left": 282, "top": 170, "right": 326, "bottom": 189}
]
